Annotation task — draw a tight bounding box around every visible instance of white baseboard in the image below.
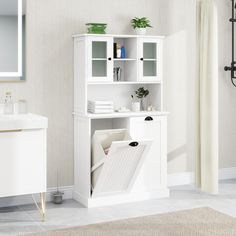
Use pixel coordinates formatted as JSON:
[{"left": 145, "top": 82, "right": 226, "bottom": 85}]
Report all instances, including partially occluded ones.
[
  {"left": 168, "top": 172, "right": 195, "bottom": 187},
  {"left": 219, "top": 167, "right": 236, "bottom": 180},
  {"left": 168, "top": 167, "right": 236, "bottom": 187},
  {"left": 0, "top": 186, "right": 73, "bottom": 208},
  {"left": 74, "top": 189, "right": 170, "bottom": 208},
  {"left": 1, "top": 167, "right": 236, "bottom": 208}
]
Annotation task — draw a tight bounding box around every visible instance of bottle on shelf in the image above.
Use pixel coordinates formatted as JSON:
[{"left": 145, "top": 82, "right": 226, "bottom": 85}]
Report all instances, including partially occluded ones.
[
  {"left": 116, "top": 44, "right": 121, "bottom": 58},
  {"left": 4, "top": 92, "right": 14, "bottom": 114},
  {"left": 113, "top": 43, "right": 117, "bottom": 58},
  {"left": 121, "top": 46, "right": 126, "bottom": 59}
]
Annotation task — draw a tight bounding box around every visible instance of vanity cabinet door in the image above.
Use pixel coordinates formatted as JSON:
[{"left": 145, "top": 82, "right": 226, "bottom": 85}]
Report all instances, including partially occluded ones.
[
  {"left": 87, "top": 36, "right": 113, "bottom": 83},
  {"left": 138, "top": 38, "right": 163, "bottom": 82},
  {"left": 0, "top": 129, "right": 46, "bottom": 198},
  {"left": 128, "top": 116, "right": 167, "bottom": 192}
]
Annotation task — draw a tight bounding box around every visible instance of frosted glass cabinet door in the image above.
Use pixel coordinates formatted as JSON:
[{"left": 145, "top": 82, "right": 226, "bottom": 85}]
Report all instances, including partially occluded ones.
[
  {"left": 138, "top": 38, "right": 162, "bottom": 82},
  {"left": 87, "top": 37, "right": 113, "bottom": 83}
]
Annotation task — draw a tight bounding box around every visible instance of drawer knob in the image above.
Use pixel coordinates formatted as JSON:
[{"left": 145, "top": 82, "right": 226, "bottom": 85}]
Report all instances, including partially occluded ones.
[
  {"left": 145, "top": 116, "right": 153, "bottom": 121},
  {"left": 129, "top": 141, "right": 139, "bottom": 147}
]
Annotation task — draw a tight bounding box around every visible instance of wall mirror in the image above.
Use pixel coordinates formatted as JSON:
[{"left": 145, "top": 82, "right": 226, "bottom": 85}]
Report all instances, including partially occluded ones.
[{"left": 0, "top": 0, "right": 25, "bottom": 81}]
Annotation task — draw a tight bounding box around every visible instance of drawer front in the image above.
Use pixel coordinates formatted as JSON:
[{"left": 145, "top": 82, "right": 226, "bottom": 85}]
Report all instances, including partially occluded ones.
[
  {"left": 0, "top": 129, "right": 47, "bottom": 198},
  {"left": 129, "top": 116, "right": 167, "bottom": 192}
]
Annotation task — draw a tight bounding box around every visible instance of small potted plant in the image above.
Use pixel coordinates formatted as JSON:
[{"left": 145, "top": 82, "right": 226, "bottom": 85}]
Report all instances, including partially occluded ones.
[
  {"left": 132, "top": 87, "right": 149, "bottom": 111},
  {"left": 131, "top": 17, "right": 152, "bottom": 35},
  {"left": 134, "top": 87, "right": 149, "bottom": 111}
]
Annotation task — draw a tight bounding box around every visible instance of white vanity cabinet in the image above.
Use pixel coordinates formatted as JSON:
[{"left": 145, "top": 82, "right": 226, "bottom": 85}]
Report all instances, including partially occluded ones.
[{"left": 0, "top": 114, "right": 48, "bottom": 198}]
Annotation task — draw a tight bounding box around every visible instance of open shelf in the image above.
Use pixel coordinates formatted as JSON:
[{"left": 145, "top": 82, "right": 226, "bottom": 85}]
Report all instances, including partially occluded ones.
[
  {"left": 113, "top": 58, "right": 136, "bottom": 61},
  {"left": 87, "top": 83, "right": 162, "bottom": 114},
  {"left": 87, "top": 111, "right": 168, "bottom": 119}
]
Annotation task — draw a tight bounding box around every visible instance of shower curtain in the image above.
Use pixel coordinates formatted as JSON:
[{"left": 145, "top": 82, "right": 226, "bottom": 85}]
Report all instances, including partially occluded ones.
[{"left": 196, "top": 0, "right": 218, "bottom": 194}]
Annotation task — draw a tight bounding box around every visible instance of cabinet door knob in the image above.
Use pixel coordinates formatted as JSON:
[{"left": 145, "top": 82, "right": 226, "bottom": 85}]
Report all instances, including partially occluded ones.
[
  {"left": 108, "top": 57, "right": 112, "bottom": 61},
  {"left": 140, "top": 58, "right": 144, "bottom": 61},
  {"left": 145, "top": 116, "right": 153, "bottom": 121},
  {"left": 129, "top": 141, "right": 139, "bottom": 147}
]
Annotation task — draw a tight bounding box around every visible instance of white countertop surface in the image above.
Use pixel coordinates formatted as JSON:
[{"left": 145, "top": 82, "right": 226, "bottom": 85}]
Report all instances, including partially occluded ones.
[
  {"left": 0, "top": 113, "right": 48, "bottom": 131},
  {"left": 86, "top": 111, "right": 169, "bottom": 119}
]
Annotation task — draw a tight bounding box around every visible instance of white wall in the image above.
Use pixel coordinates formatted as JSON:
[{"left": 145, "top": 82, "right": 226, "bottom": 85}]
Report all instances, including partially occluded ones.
[
  {"left": 0, "top": 0, "right": 167, "bottom": 188},
  {"left": 0, "top": 0, "right": 233, "bottom": 188},
  {"left": 216, "top": 0, "right": 236, "bottom": 169},
  {"left": 0, "top": 16, "right": 18, "bottom": 72},
  {"left": 163, "top": 0, "right": 197, "bottom": 174},
  {"left": 163, "top": 0, "right": 236, "bottom": 175}
]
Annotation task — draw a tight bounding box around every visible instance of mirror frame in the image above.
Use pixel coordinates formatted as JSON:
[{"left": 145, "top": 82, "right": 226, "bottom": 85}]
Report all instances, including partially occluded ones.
[{"left": 0, "top": 0, "right": 22, "bottom": 78}]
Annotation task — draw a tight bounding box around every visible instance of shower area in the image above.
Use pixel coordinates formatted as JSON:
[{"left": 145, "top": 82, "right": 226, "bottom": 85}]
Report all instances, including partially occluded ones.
[
  {"left": 224, "top": 0, "right": 236, "bottom": 87},
  {"left": 164, "top": 0, "right": 236, "bottom": 192}
]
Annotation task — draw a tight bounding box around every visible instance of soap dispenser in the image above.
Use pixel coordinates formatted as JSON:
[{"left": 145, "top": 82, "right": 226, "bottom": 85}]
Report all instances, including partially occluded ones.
[{"left": 4, "top": 92, "right": 14, "bottom": 114}]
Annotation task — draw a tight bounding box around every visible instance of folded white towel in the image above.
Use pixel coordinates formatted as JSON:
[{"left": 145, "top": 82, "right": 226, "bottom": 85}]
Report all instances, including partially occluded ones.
[{"left": 88, "top": 100, "right": 114, "bottom": 106}]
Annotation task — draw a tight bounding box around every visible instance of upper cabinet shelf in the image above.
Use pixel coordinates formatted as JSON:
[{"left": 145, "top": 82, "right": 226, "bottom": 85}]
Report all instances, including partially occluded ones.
[
  {"left": 113, "top": 58, "right": 136, "bottom": 61},
  {"left": 86, "top": 111, "right": 168, "bottom": 119},
  {"left": 73, "top": 34, "right": 163, "bottom": 84}
]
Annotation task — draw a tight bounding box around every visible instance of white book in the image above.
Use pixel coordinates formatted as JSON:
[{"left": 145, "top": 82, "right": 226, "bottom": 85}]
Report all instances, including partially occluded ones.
[
  {"left": 88, "top": 104, "right": 114, "bottom": 109},
  {"left": 88, "top": 100, "right": 114, "bottom": 105},
  {"left": 88, "top": 107, "right": 114, "bottom": 111}
]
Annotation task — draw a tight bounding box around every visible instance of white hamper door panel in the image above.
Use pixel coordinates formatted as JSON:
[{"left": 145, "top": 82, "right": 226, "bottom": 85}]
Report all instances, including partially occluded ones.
[
  {"left": 92, "top": 140, "right": 151, "bottom": 198},
  {"left": 0, "top": 129, "right": 46, "bottom": 198},
  {"left": 129, "top": 116, "right": 163, "bottom": 192}
]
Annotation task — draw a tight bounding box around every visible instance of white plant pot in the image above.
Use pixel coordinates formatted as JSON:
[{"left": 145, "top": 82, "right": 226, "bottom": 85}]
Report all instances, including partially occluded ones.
[
  {"left": 135, "top": 28, "right": 147, "bottom": 35},
  {"left": 131, "top": 102, "right": 140, "bottom": 112}
]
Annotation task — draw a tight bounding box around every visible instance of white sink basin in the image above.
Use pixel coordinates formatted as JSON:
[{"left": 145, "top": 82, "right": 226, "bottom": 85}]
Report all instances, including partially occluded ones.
[{"left": 0, "top": 113, "right": 48, "bottom": 131}]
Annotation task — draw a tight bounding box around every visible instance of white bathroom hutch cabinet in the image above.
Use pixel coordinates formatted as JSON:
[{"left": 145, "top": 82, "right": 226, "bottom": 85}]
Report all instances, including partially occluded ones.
[{"left": 73, "top": 34, "right": 169, "bottom": 207}]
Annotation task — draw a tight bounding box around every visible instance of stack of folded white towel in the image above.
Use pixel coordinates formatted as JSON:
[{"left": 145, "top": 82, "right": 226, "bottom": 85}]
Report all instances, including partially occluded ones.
[{"left": 88, "top": 100, "right": 114, "bottom": 114}]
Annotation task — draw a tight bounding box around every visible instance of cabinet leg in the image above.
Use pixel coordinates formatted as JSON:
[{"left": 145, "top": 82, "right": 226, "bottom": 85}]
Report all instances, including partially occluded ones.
[
  {"left": 40, "top": 192, "right": 46, "bottom": 222},
  {"left": 32, "top": 193, "right": 46, "bottom": 222}
]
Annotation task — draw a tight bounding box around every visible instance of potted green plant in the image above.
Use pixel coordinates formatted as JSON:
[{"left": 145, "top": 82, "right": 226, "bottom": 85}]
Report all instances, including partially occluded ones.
[
  {"left": 133, "top": 87, "right": 149, "bottom": 111},
  {"left": 131, "top": 17, "right": 152, "bottom": 35}
]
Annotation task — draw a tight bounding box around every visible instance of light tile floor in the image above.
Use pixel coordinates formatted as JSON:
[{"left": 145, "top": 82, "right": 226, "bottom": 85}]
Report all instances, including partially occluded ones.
[{"left": 1, "top": 179, "right": 236, "bottom": 236}]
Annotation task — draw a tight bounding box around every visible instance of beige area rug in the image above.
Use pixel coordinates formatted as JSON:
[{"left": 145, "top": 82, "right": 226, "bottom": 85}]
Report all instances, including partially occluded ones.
[{"left": 27, "top": 208, "right": 236, "bottom": 236}]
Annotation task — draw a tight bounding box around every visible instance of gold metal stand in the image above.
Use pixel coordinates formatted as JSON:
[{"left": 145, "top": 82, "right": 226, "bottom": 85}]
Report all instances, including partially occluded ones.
[{"left": 32, "top": 193, "right": 46, "bottom": 222}]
